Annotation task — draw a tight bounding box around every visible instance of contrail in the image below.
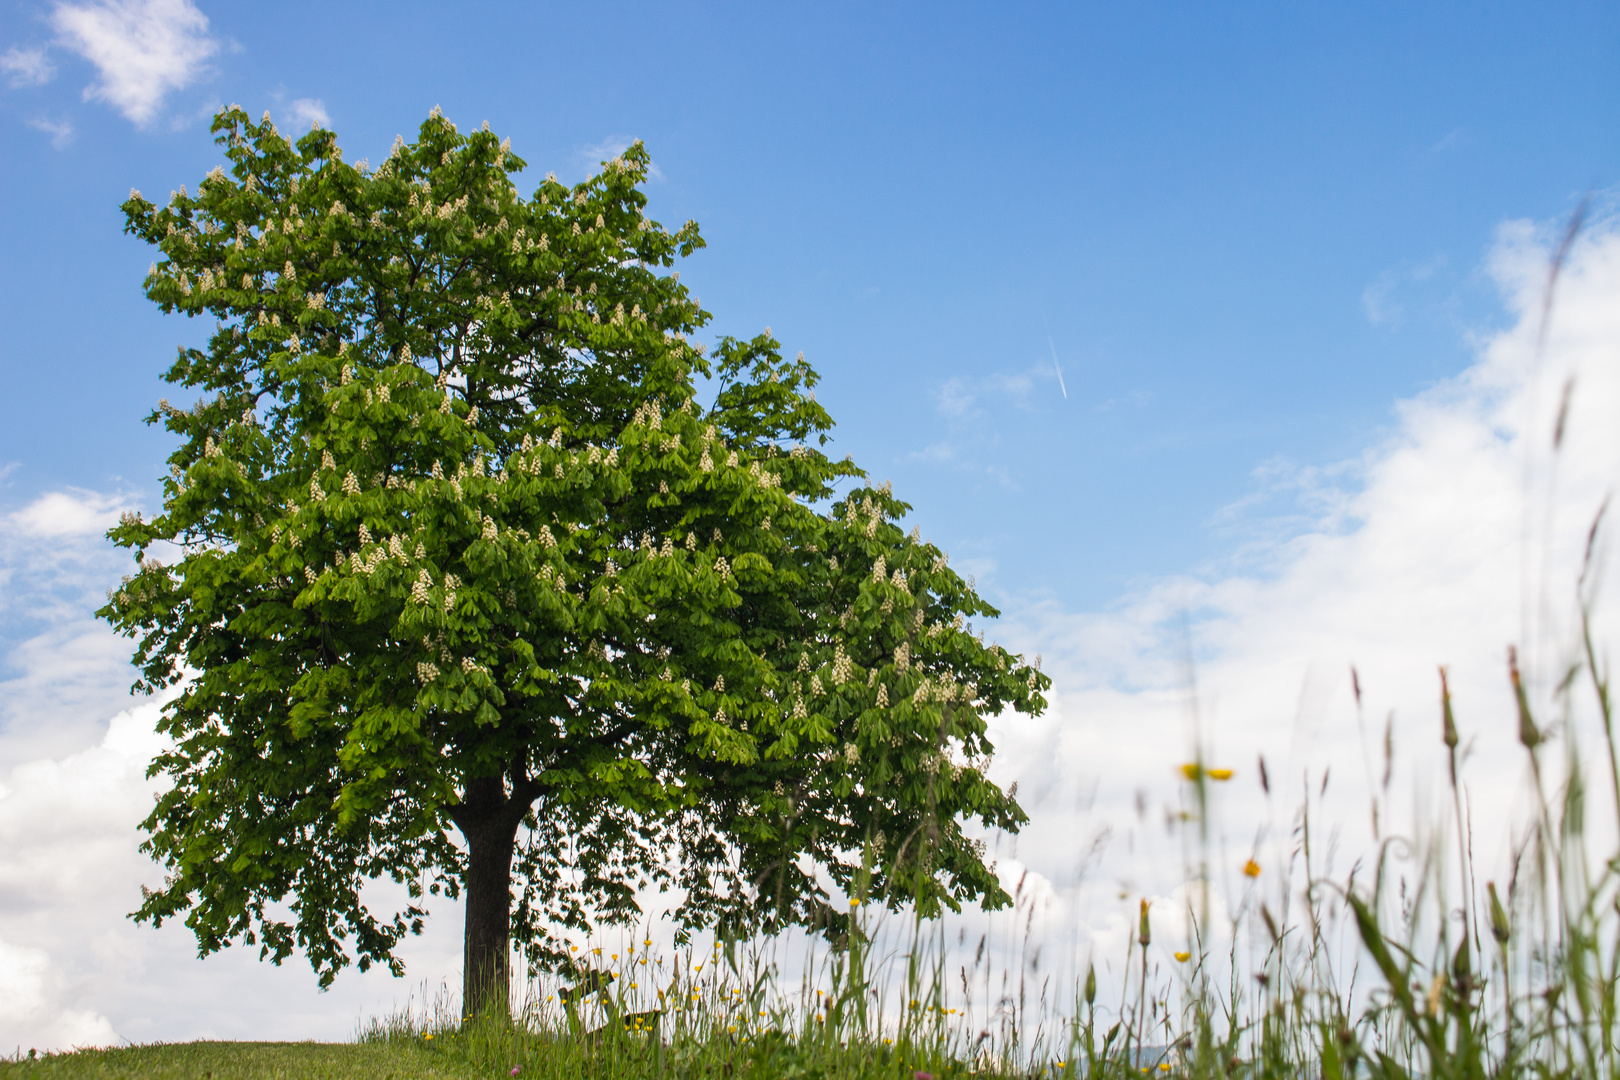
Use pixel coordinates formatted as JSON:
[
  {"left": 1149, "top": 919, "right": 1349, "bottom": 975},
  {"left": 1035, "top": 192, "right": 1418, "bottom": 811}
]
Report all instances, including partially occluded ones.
[{"left": 1042, "top": 313, "right": 1068, "bottom": 400}]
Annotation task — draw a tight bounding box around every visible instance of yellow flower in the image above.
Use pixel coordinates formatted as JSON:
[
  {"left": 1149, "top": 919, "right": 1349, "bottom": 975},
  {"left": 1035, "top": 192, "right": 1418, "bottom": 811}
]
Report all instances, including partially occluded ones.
[
  {"left": 592, "top": 947, "right": 602, "bottom": 956},
  {"left": 1175, "top": 951, "right": 1191, "bottom": 962},
  {"left": 644, "top": 938, "right": 652, "bottom": 946},
  {"left": 424, "top": 1034, "right": 434, "bottom": 1041},
  {"left": 1208, "top": 768, "right": 1234, "bottom": 781},
  {"left": 1160, "top": 1065, "right": 1172, "bottom": 1072},
  {"left": 1244, "top": 859, "right": 1262, "bottom": 878},
  {"left": 1180, "top": 763, "right": 1201, "bottom": 780},
  {"left": 611, "top": 953, "right": 618, "bottom": 960},
  {"left": 640, "top": 958, "right": 647, "bottom": 965}
]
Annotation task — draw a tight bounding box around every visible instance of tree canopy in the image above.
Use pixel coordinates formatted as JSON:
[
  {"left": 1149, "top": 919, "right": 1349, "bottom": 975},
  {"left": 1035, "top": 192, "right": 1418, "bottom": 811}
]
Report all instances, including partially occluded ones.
[{"left": 103, "top": 106, "right": 1049, "bottom": 1018}]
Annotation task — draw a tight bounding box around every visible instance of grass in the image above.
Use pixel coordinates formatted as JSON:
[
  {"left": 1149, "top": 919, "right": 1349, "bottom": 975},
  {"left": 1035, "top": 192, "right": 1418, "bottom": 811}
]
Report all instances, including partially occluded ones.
[{"left": 0, "top": 1040, "right": 486, "bottom": 1078}]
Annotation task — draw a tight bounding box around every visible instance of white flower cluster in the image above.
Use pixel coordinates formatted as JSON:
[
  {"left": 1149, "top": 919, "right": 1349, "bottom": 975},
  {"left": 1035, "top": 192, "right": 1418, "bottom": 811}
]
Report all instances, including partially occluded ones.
[
  {"left": 894, "top": 641, "right": 910, "bottom": 673},
  {"left": 417, "top": 661, "right": 440, "bottom": 684},
  {"left": 632, "top": 400, "right": 664, "bottom": 430},
  {"left": 342, "top": 471, "right": 360, "bottom": 495},
  {"left": 871, "top": 556, "right": 885, "bottom": 582},
  {"left": 831, "top": 645, "right": 852, "bottom": 686},
  {"left": 443, "top": 573, "right": 459, "bottom": 612},
  {"left": 482, "top": 516, "right": 498, "bottom": 540},
  {"left": 809, "top": 674, "right": 824, "bottom": 696},
  {"left": 875, "top": 684, "right": 888, "bottom": 708},
  {"left": 411, "top": 569, "right": 432, "bottom": 605},
  {"left": 843, "top": 743, "right": 860, "bottom": 766},
  {"left": 713, "top": 556, "right": 731, "bottom": 580}
]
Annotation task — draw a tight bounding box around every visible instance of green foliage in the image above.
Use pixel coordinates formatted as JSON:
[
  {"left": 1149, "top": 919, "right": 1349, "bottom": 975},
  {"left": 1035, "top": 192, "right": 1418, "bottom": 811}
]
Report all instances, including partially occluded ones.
[{"left": 102, "top": 106, "right": 1047, "bottom": 994}]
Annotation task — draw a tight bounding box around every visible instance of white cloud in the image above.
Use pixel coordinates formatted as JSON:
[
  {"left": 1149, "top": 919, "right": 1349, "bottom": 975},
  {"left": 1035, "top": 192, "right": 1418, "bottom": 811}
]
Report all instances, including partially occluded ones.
[
  {"left": 0, "top": 937, "right": 118, "bottom": 1052},
  {"left": 983, "top": 213, "right": 1620, "bottom": 998},
  {"left": 26, "top": 116, "right": 74, "bottom": 148},
  {"left": 284, "top": 96, "right": 328, "bottom": 131},
  {"left": 1, "top": 46, "right": 56, "bottom": 88},
  {"left": 6, "top": 489, "right": 130, "bottom": 539},
  {"left": 50, "top": 0, "right": 217, "bottom": 125}
]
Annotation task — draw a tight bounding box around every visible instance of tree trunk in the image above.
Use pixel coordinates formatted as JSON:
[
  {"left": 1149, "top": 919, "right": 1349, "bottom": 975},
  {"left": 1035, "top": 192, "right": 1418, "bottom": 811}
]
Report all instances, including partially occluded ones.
[{"left": 458, "top": 774, "right": 522, "bottom": 1023}]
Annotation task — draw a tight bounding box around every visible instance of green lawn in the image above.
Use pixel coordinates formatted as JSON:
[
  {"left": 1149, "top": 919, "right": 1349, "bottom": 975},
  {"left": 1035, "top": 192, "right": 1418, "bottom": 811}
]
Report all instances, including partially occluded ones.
[{"left": 0, "top": 1041, "right": 488, "bottom": 1079}]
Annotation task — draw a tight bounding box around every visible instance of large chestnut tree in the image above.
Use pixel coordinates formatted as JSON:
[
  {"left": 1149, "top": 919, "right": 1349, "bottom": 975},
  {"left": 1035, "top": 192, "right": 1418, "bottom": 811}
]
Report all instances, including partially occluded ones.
[{"left": 103, "top": 107, "right": 1048, "bottom": 1020}]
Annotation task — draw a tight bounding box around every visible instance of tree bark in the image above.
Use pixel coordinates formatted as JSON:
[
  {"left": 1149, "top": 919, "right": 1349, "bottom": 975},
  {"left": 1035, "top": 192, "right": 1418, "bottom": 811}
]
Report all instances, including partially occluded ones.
[{"left": 457, "top": 774, "right": 522, "bottom": 1023}]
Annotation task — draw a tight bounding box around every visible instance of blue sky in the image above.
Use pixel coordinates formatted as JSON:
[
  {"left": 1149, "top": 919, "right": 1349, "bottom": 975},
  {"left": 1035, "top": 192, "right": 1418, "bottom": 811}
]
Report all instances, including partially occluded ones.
[
  {"left": 3, "top": 1, "right": 1615, "bottom": 607},
  {"left": 4, "top": 0, "right": 1620, "bottom": 1051}
]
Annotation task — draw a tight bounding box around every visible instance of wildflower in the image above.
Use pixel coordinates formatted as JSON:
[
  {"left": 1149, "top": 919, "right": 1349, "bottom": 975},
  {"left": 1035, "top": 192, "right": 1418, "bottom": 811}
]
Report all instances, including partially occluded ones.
[
  {"left": 1180, "top": 763, "right": 1201, "bottom": 780},
  {"left": 1243, "top": 859, "right": 1261, "bottom": 878},
  {"left": 1208, "top": 768, "right": 1234, "bottom": 781},
  {"left": 1175, "top": 951, "right": 1191, "bottom": 963},
  {"left": 425, "top": 1034, "right": 434, "bottom": 1041},
  {"left": 1138, "top": 900, "right": 1152, "bottom": 946}
]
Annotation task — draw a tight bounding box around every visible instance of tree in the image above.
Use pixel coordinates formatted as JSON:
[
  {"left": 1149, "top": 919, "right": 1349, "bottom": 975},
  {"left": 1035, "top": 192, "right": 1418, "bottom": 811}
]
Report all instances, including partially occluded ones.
[{"left": 103, "top": 107, "right": 1049, "bottom": 1021}]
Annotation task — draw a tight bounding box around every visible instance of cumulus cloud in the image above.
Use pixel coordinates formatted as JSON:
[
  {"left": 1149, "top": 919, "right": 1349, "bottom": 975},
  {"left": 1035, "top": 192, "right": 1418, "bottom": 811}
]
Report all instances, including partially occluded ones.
[
  {"left": 0, "top": 938, "right": 117, "bottom": 1052},
  {"left": 1, "top": 46, "right": 56, "bottom": 88},
  {"left": 50, "top": 0, "right": 217, "bottom": 125},
  {"left": 283, "top": 96, "right": 328, "bottom": 130},
  {"left": 982, "top": 213, "right": 1620, "bottom": 996},
  {"left": 5, "top": 490, "right": 128, "bottom": 539}
]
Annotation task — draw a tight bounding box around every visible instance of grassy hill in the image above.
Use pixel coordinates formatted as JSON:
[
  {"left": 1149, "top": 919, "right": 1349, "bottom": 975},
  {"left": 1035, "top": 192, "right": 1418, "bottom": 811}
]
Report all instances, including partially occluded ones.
[{"left": 0, "top": 1040, "right": 485, "bottom": 1079}]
